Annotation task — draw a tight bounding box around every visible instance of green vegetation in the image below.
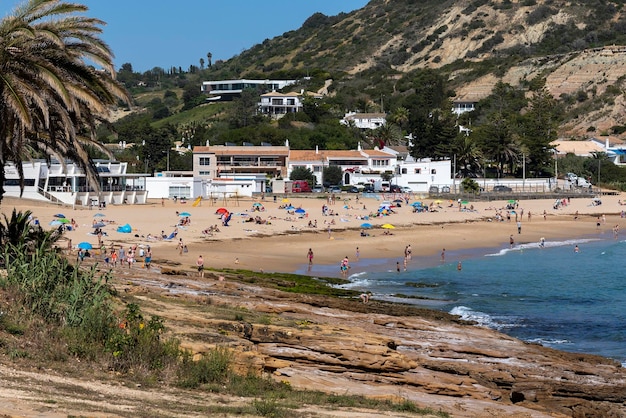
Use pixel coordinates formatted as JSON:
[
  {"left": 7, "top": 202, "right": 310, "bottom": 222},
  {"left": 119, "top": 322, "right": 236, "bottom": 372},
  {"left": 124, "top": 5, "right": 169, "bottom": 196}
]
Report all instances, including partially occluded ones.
[{"left": 0, "top": 211, "right": 444, "bottom": 416}]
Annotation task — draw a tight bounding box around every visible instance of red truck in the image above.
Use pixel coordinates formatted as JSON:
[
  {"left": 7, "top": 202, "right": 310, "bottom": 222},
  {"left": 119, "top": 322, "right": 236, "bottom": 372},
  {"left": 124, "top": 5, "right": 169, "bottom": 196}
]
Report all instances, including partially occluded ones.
[{"left": 292, "top": 180, "right": 312, "bottom": 193}]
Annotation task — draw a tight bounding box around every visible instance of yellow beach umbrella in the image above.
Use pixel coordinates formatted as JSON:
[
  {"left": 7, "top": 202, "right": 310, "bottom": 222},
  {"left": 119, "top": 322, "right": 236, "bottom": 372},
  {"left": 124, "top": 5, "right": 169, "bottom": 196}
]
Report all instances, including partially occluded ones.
[
  {"left": 381, "top": 223, "right": 395, "bottom": 229},
  {"left": 282, "top": 198, "right": 290, "bottom": 203}
]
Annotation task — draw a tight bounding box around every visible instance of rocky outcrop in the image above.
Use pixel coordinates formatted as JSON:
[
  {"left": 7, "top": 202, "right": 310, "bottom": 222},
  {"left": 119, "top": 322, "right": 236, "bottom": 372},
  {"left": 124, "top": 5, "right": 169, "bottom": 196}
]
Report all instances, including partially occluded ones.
[{"left": 128, "top": 272, "right": 626, "bottom": 418}]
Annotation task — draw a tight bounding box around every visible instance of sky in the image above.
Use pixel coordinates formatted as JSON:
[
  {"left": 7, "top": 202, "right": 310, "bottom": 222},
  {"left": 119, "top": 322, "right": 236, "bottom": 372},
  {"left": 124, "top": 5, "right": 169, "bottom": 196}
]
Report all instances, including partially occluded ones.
[{"left": 62, "top": 1, "right": 370, "bottom": 73}]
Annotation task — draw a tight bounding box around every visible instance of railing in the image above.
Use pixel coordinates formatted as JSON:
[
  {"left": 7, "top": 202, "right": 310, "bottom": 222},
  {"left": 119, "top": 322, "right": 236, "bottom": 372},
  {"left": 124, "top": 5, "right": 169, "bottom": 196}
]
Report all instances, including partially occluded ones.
[{"left": 38, "top": 187, "right": 64, "bottom": 205}]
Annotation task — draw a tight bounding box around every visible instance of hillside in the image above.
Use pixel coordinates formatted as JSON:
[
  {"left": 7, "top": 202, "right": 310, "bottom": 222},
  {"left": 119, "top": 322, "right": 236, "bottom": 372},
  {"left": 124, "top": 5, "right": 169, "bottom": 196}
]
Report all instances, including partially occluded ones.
[{"left": 209, "top": 0, "right": 626, "bottom": 139}]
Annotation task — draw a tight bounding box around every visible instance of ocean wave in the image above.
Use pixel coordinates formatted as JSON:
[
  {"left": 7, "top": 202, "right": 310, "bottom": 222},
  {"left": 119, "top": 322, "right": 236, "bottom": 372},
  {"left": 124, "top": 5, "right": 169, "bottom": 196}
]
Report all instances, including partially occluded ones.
[
  {"left": 525, "top": 337, "right": 571, "bottom": 346},
  {"left": 449, "top": 305, "right": 523, "bottom": 331},
  {"left": 485, "top": 237, "right": 600, "bottom": 256}
]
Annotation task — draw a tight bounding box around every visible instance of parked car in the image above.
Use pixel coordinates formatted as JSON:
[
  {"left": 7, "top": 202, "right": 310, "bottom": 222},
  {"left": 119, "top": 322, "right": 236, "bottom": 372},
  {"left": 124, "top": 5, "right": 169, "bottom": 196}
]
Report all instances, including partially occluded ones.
[
  {"left": 328, "top": 185, "right": 342, "bottom": 193},
  {"left": 347, "top": 186, "right": 360, "bottom": 193},
  {"left": 441, "top": 186, "right": 451, "bottom": 193},
  {"left": 362, "top": 184, "right": 375, "bottom": 193},
  {"left": 312, "top": 185, "right": 324, "bottom": 193},
  {"left": 400, "top": 186, "right": 413, "bottom": 193},
  {"left": 493, "top": 185, "right": 513, "bottom": 192},
  {"left": 389, "top": 184, "right": 402, "bottom": 193},
  {"left": 429, "top": 185, "right": 439, "bottom": 194}
]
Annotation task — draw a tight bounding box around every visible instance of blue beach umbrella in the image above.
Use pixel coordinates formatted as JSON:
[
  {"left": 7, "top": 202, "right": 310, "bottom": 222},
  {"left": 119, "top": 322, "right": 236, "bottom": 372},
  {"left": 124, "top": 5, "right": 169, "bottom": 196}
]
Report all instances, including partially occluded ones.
[
  {"left": 295, "top": 208, "right": 306, "bottom": 214},
  {"left": 92, "top": 222, "right": 106, "bottom": 228},
  {"left": 360, "top": 222, "right": 372, "bottom": 229},
  {"left": 411, "top": 202, "right": 422, "bottom": 207},
  {"left": 77, "top": 242, "right": 93, "bottom": 250},
  {"left": 49, "top": 220, "right": 62, "bottom": 226},
  {"left": 54, "top": 213, "right": 66, "bottom": 218},
  {"left": 93, "top": 213, "right": 106, "bottom": 217},
  {"left": 179, "top": 212, "right": 191, "bottom": 217}
]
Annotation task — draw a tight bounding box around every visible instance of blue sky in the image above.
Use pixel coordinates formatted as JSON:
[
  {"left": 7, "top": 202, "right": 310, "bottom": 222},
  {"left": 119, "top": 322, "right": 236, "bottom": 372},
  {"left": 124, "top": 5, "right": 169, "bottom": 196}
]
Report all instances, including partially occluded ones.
[{"left": 73, "top": 1, "right": 369, "bottom": 72}]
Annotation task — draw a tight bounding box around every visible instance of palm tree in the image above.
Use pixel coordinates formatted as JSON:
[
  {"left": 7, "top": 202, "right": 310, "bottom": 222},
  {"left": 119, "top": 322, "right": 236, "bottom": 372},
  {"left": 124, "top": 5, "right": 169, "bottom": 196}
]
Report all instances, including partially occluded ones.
[{"left": 0, "top": 0, "right": 131, "bottom": 203}]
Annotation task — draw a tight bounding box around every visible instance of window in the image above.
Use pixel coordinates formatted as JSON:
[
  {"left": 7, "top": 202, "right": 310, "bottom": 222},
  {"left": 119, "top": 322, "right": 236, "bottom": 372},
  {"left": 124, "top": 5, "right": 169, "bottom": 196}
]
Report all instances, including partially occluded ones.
[
  {"left": 414, "top": 168, "right": 421, "bottom": 174},
  {"left": 199, "top": 171, "right": 211, "bottom": 176},
  {"left": 401, "top": 168, "right": 407, "bottom": 174},
  {"left": 199, "top": 157, "right": 211, "bottom": 166},
  {"left": 431, "top": 169, "right": 437, "bottom": 174}
]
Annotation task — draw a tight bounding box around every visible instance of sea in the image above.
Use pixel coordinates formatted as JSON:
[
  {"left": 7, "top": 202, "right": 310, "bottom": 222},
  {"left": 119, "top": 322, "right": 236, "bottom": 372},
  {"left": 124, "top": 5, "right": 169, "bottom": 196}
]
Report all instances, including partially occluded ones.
[{"left": 296, "top": 234, "right": 626, "bottom": 367}]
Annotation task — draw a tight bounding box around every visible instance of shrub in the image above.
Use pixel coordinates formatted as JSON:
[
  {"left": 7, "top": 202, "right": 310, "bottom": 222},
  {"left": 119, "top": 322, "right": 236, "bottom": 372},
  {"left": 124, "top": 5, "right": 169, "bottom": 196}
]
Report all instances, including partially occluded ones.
[{"left": 177, "top": 346, "right": 233, "bottom": 388}]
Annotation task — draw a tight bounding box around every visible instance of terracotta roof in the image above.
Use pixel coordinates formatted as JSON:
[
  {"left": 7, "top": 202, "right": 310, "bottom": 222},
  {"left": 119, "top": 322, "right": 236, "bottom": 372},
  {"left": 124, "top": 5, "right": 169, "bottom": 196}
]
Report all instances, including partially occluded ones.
[
  {"left": 193, "top": 146, "right": 289, "bottom": 156},
  {"left": 289, "top": 149, "right": 394, "bottom": 162}
]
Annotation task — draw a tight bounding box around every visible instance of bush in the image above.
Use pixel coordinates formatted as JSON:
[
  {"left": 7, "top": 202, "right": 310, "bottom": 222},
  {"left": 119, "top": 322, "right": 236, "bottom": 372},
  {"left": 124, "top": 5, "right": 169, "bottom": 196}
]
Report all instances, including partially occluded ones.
[{"left": 177, "top": 346, "right": 233, "bottom": 388}]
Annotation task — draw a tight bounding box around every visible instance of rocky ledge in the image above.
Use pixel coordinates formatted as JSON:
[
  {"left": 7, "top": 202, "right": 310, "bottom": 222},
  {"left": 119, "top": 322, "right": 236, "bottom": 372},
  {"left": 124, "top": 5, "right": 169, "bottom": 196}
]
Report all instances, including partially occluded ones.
[{"left": 129, "top": 267, "right": 626, "bottom": 418}]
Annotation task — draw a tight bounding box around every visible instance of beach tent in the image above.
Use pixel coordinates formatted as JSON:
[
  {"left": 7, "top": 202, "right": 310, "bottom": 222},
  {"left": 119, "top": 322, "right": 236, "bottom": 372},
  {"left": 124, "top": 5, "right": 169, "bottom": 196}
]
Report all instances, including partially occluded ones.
[{"left": 116, "top": 223, "right": 132, "bottom": 233}]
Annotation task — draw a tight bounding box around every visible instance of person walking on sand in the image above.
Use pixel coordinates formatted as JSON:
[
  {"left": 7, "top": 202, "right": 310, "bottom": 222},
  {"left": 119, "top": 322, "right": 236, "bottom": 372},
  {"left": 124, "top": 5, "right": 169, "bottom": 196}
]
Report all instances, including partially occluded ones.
[
  {"left": 196, "top": 255, "right": 204, "bottom": 278},
  {"left": 307, "top": 248, "right": 314, "bottom": 266},
  {"left": 355, "top": 246, "right": 360, "bottom": 261},
  {"left": 177, "top": 238, "right": 184, "bottom": 255},
  {"left": 509, "top": 234, "right": 515, "bottom": 248},
  {"left": 517, "top": 220, "right": 522, "bottom": 234}
]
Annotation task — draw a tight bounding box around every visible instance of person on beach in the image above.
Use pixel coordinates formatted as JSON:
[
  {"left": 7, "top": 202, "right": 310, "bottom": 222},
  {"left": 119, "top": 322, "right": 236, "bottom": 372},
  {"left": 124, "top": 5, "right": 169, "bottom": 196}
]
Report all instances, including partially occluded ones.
[
  {"left": 574, "top": 245, "right": 580, "bottom": 253},
  {"left": 540, "top": 237, "right": 545, "bottom": 248},
  {"left": 144, "top": 246, "right": 152, "bottom": 269},
  {"left": 457, "top": 261, "right": 462, "bottom": 271},
  {"left": 403, "top": 257, "right": 407, "bottom": 271},
  {"left": 340, "top": 256, "right": 350, "bottom": 277},
  {"left": 406, "top": 244, "right": 412, "bottom": 260},
  {"left": 111, "top": 249, "right": 118, "bottom": 266},
  {"left": 441, "top": 248, "right": 445, "bottom": 263},
  {"left": 360, "top": 292, "right": 371, "bottom": 303},
  {"left": 517, "top": 221, "right": 522, "bottom": 234},
  {"left": 196, "top": 255, "right": 204, "bottom": 278},
  {"left": 177, "top": 238, "right": 184, "bottom": 255},
  {"left": 509, "top": 234, "right": 515, "bottom": 248},
  {"left": 396, "top": 261, "right": 401, "bottom": 272},
  {"left": 355, "top": 246, "right": 360, "bottom": 261},
  {"left": 307, "top": 248, "right": 314, "bottom": 266}
]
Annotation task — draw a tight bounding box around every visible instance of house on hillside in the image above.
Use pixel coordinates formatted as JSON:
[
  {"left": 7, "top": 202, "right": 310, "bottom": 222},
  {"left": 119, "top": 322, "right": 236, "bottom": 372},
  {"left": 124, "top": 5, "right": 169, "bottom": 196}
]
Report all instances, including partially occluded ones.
[
  {"left": 201, "top": 79, "right": 297, "bottom": 101},
  {"left": 340, "top": 112, "right": 386, "bottom": 130},
  {"left": 258, "top": 90, "right": 322, "bottom": 118}
]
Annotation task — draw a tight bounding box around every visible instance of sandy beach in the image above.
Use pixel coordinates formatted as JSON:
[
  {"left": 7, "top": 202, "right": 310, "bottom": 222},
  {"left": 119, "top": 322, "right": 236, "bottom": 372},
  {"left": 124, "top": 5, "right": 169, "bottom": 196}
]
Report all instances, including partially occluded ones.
[{"left": 2, "top": 191, "right": 624, "bottom": 276}]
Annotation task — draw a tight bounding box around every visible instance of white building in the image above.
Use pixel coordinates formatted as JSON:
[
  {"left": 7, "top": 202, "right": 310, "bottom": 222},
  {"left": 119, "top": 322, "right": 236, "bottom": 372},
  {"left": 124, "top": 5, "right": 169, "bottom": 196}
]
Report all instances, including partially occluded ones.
[
  {"left": 340, "top": 112, "right": 386, "bottom": 130},
  {"left": 201, "top": 79, "right": 297, "bottom": 101},
  {"left": 3, "top": 159, "right": 148, "bottom": 205},
  {"left": 258, "top": 90, "right": 322, "bottom": 118},
  {"left": 288, "top": 144, "right": 452, "bottom": 193}
]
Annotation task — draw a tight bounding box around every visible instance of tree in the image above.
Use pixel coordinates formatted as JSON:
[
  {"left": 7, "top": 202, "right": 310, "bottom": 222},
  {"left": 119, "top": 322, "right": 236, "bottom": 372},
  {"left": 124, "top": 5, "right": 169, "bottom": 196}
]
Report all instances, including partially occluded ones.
[
  {"left": 289, "top": 166, "right": 316, "bottom": 186},
  {"left": 0, "top": 0, "right": 130, "bottom": 203},
  {"left": 207, "top": 52, "right": 212, "bottom": 68},
  {"left": 322, "top": 165, "right": 342, "bottom": 186},
  {"left": 199, "top": 58, "right": 205, "bottom": 70}
]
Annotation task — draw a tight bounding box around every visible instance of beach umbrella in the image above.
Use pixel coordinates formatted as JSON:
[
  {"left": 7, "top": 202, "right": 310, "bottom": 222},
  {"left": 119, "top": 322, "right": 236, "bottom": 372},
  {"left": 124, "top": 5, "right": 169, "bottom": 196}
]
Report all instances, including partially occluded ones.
[
  {"left": 252, "top": 202, "right": 263, "bottom": 207},
  {"left": 58, "top": 218, "right": 70, "bottom": 224},
  {"left": 77, "top": 242, "right": 93, "bottom": 250},
  {"left": 411, "top": 202, "right": 422, "bottom": 207},
  {"left": 434, "top": 199, "right": 443, "bottom": 204},
  {"left": 381, "top": 223, "right": 395, "bottom": 229},
  {"left": 507, "top": 199, "right": 516, "bottom": 204},
  {"left": 295, "top": 208, "right": 306, "bottom": 214},
  {"left": 49, "top": 220, "right": 62, "bottom": 226},
  {"left": 92, "top": 222, "right": 106, "bottom": 228},
  {"left": 282, "top": 198, "right": 290, "bottom": 203},
  {"left": 461, "top": 200, "right": 469, "bottom": 205},
  {"left": 179, "top": 212, "right": 191, "bottom": 217},
  {"left": 360, "top": 222, "right": 372, "bottom": 229},
  {"left": 93, "top": 213, "right": 106, "bottom": 217},
  {"left": 284, "top": 205, "right": 295, "bottom": 210},
  {"left": 393, "top": 199, "right": 403, "bottom": 203},
  {"left": 216, "top": 208, "right": 228, "bottom": 215},
  {"left": 54, "top": 213, "right": 66, "bottom": 218}
]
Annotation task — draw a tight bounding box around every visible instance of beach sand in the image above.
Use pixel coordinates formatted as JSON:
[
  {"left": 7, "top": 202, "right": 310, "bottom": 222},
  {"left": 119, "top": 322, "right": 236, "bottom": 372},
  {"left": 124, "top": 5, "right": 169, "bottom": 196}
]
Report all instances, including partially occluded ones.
[{"left": 2, "top": 191, "right": 624, "bottom": 276}]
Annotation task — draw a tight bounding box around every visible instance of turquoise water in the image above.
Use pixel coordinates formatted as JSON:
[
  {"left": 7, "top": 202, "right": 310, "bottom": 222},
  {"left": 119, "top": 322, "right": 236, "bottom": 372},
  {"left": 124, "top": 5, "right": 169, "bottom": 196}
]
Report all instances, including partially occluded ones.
[{"left": 297, "top": 236, "right": 626, "bottom": 366}]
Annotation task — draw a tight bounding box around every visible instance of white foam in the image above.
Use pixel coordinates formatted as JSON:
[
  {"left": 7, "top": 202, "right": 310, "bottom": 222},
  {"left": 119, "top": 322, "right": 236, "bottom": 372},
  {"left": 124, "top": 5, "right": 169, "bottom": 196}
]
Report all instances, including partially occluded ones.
[
  {"left": 485, "top": 238, "right": 600, "bottom": 256},
  {"left": 449, "top": 305, "right": 521, "bottom": 331}
]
